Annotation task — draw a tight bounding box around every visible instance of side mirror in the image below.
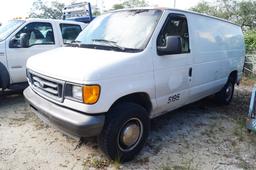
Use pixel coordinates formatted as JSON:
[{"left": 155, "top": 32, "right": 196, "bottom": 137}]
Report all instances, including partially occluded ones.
[
  {"left": 9, "top": 38, "right": 20, "bottom": 48},
  {"left": 157, "top": 36, "right": 182, "bottom": 55},
  {"left": 9, "top": 33, "right": 29, "bottom": 48}
]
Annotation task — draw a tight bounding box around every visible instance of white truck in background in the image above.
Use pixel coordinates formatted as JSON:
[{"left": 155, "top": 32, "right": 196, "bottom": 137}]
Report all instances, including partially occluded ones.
[
  {"left": 24, "top": 8, "right": 245, "bottom": 162},
  {"left": 0, "top": 19, "right": 86, "bottom": 91}
]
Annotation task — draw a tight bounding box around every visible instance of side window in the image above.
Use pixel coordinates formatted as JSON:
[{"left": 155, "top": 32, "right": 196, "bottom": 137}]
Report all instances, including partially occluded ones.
[
  {"left": 60, "top": 24, "right": 82, "bottom": 44},
  {"left": 157, "top": 14, "right": 190, "bottom": 53},
  {"left": 13, "top": 22, "right": 54, "bottom": 47}
]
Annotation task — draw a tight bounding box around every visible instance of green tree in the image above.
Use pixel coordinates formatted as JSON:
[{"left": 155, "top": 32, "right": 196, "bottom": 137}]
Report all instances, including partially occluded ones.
[
  {"left": 190, "top": 0, "right": 256, "bottom": 30},
  {"left": 245, "top": 30, "right": 256, "bottom": 52},
  {"left": 122, "top": 0, "right": 148, "bottom": 8},
  {"left": 112, "top": 4, "right": 125, "bottom": 10},
  {"left": 29, "top": 0, "right": 65, "bottom": 19},
  {"left": 112, "top": 0, "right": 148, "bottom": 10},
  {"left": 93, "top": 8, "right": 101, "bottom": 16},
  {"left": 190, "top": 1, "right": 220, "bottom": 17}
]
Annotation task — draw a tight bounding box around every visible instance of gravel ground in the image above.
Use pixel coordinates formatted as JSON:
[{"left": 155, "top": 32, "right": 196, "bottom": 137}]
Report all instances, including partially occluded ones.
[{"left": 1, "top": 82, "right": 256, "bottom": 170}]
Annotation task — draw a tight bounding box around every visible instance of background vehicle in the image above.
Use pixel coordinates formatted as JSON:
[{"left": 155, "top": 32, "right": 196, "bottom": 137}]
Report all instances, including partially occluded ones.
[
  {"left": 0, "top": 19, "right": 86, "bottom": 90},
  {"left": 24, "top": 8, "right": 245, "bottom": 162}
]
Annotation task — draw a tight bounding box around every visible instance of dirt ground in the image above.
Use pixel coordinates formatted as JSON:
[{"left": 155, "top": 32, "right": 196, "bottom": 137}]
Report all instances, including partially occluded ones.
[{"left": 1, "top": 80, "right": 256, "bottom": 170}]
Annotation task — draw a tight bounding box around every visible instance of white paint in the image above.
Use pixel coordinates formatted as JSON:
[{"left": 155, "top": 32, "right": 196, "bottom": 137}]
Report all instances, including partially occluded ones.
[{"left": 26, "top": 9, "right": 245, "bottom": 116}]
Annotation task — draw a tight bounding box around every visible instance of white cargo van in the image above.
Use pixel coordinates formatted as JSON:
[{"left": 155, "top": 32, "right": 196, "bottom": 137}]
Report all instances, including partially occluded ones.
[
  {"left": 0, "top": 19, "right": 86, "bottom": 90},
  {"left": 24, "top": 8, "right": 245, "bottom": 161}
]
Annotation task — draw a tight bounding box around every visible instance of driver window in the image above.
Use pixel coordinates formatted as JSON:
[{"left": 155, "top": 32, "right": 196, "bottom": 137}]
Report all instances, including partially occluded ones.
[
  {"left": 157, "top": 14, "right": 190, "bottom": 53},
  {"left": 13, "top": 22, "right": 55, "bottom": 48}
]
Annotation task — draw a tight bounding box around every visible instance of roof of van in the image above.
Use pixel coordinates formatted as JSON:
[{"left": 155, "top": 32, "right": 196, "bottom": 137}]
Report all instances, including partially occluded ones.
[
  {"left": 112, "top": 7, "right": 240, "bottom": 27},
  {"left": 14, "top": 18, "right": 86, "bottom": 25}
]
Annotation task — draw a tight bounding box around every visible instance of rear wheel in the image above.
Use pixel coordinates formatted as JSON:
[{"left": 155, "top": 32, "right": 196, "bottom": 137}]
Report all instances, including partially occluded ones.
[
  {"left": 98, "top": 102, "right": 150, "bottom": 162},
  {"left": 215, "top": 77, "right": 235, "bottom": 105}
]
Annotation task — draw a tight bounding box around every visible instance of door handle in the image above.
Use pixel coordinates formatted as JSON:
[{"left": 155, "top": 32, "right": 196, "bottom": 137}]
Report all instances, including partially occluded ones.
[{"left": 189, "top": 67, "right": 192, "bottom": 77}]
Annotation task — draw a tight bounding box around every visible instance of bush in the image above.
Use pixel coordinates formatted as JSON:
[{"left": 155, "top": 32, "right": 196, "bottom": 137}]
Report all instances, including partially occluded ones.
[{"left": 244, "top": 30, "right": 256, "bottom": 53}]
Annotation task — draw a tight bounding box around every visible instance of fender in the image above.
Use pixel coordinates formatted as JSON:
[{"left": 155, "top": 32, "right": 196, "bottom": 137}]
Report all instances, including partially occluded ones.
[{"left": 0, "top": 62, "right": 10, "bottom": 89}]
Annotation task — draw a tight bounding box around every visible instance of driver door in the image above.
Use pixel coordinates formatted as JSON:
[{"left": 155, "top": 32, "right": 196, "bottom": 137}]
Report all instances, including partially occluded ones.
[
  {"left": 6, "top": 22, "right": 57, "bottom": 83},
  {"left": 153, "top": 13, "right": 192, "bottom": 115}
]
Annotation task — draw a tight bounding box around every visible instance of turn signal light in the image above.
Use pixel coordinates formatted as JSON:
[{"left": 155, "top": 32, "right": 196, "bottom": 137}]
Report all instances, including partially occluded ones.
[{"left": 82, "top": 85, "right": 100, "bottom": 104}]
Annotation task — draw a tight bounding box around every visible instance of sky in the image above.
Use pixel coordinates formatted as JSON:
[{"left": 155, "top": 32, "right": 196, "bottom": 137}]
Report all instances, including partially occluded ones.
[{"left": 0, "top": 0, "right": 202, "bottom": 23}]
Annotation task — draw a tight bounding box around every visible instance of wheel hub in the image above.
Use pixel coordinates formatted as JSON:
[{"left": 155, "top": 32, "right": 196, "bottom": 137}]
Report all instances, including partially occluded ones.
[
  {"left": 121, "top": 123, "right": 140, "bottom": 147},
  {"left": 118, "top": 118, "right": 143, "bottom": 151},
  {"left": 225, "top": 83, "right": 233, "bottom": 100}
]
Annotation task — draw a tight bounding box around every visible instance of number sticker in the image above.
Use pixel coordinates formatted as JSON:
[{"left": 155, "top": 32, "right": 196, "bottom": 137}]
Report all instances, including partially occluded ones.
[{"left": 168, "top": 94, "right": 180, "bottom": 104}]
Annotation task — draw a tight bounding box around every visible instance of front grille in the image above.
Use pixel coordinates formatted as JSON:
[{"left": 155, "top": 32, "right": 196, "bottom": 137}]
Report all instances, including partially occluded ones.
[{"left": 28, "top": 71, "right": 64, "bottom": 102}]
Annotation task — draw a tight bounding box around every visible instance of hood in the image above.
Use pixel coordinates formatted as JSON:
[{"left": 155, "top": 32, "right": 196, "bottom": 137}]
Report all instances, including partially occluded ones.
[{"left": 27, "top": 47, "right": 150, "bottom": 83}]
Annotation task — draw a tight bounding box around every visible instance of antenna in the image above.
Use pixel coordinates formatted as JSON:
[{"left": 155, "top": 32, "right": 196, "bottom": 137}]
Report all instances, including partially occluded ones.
[{"left": 174, "top": 0, "right": 176, "bottom": 8}]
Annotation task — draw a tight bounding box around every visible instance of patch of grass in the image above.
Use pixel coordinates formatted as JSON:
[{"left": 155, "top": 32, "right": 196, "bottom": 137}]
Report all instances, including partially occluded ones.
[
  {"left": 161, "top": 166, "right": 172, "bottom": 170},
  {"left": 241, "top": 75, "right": 256, "bottom": 87},
  {"left": 112, "top": 160, "right": 121, "bottom": 170},
  {"left": 83, "top": 154, "right": 110, "bottom": 169},
  {"left": 161, "top": 157, "right": 199, "bottom": 170},
  {"left": 135, "top": 156, "right": 149, "bottom": 165},
  {"left": 162, "top": 165, "right": 194, "bottom": 170},
  {"left": 248, "top": 132, "right": 256, "bottom": 144},
  {"left": 236, "top": 158, "right": 253, "bottom": 170},
  {"left": 233, "top": 116, "right": 247, "bottom": 142},
  {"left": 200, "top": 122, "right": 219, "bottom": 143}
]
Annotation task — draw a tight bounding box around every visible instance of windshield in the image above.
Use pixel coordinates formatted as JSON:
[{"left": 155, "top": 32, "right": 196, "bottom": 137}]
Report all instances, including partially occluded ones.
[
  {"left": 76, "top": 9, "right": 163, "bottom": 52},
  {"left": 0, "top": 20, "right": 25, "bottom": 41}
]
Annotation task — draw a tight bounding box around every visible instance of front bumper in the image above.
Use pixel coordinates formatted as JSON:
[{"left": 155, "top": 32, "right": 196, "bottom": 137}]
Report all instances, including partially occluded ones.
[{"left": 23, "top": 87, "right": 105, "bottom": 137}]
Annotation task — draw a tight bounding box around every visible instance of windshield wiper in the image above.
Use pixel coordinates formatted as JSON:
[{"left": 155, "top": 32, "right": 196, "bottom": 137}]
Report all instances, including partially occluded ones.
[
  {"left": 92, "top": 39, "right": 125, "bottom": 51},
  {"left": 67, "top": 40, "right": 82, "bottom": 47},
  {"left": 67, "top": 40, "right": 142, "bottom": 53}
]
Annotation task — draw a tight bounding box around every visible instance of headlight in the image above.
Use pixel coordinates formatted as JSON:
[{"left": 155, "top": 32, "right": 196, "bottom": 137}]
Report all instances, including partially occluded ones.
[
  {"left": 69, "top": 84, "right": 100, "bottom": 104},
  {"left": 72, "top": 85, "right": 83, "bottom": 101}
]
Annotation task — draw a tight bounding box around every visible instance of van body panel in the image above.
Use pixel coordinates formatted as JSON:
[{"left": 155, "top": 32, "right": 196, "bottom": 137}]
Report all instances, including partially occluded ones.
[
  {"left": 186, "top": 12, "right": 245, "bottom": 101},
  {"left": 25, "top": 8, "right": 245, "bottom": 128},
  {"left": 26, "top": 47, "right": 140, "bottom": 82},
  {"left": 26, "top": 47, "right": 156, "bottom": 114},
  {"left": 150, "top": 11, "right": 192, "bottom": 117},
  {"left": 23, "top": 8, "right": 246, "bottom": 161}
]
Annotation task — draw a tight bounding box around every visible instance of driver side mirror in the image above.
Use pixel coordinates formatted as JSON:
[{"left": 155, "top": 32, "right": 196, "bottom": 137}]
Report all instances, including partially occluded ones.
[
  {"left": 157, "top": 36, "right": 182, "bottom": 55},
  {"left": 9, "top": 37, "right": 20, "bottom": 48},
  {"left": 9, "top": 33, "right": 29, "bottom": 48}
]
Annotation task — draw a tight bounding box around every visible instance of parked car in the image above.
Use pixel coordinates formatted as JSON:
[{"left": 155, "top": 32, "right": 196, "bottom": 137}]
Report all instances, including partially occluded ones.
[
  {"left": 0, "top": 19, "right": 86, "bottom": 90},
  {"left": 24, "top": 8, "right": 245, "bottom": 162}
]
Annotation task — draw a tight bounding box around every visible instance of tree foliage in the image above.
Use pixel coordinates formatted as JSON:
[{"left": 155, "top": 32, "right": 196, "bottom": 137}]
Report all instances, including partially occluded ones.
[
  {"left": 244, "top": 30, "right": 256, "bottom": 52},
  {"left": 190, "top": 0, "right": 256, "bottom": 30},
  {"left": 29, "top": 0, "right": 64, "bottom": 19},
  {"left": 112, "top": 4, "right": 125, "bottom": 10},
  {"left": 112, "top": 0, "right": 148, "bottom": 10},
  {"left": 93, "top": 8, "right": 101, "bottom": 16}
]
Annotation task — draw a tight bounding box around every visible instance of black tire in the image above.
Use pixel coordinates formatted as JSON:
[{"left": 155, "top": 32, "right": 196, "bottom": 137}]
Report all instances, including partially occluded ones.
[
  {"left": 0, "top": 63, "right": 10, "bottom": 90},
  {"left": 98, "top": 102, "right": 150, "bottom": 162},
  {"left": 215, "top": 77, "right": 235, "bottom": 105}
]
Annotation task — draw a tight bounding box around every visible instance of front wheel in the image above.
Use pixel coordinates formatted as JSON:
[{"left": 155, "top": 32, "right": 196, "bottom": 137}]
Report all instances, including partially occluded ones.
[
  {"left": 215, "top": 78, "right": 235, "bottom": 105},
  {"left": 98, "top": 102, "right": 150, "bottom": 162}
]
